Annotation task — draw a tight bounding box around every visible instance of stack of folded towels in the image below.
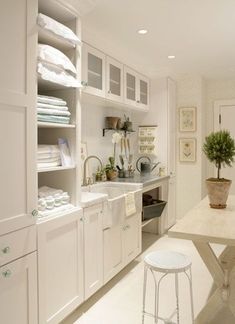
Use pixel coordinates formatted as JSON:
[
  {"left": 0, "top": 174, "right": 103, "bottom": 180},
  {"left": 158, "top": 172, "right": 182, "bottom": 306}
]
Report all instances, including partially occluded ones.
[
  {"left": 37, "top": 94, "right": 71, "bottom": 125},
  {"left": 37, "top": 145, "right": 61, "bottom": 169},
  {"left": 38, "top": 186, "right": 71, "bottom": 214}
]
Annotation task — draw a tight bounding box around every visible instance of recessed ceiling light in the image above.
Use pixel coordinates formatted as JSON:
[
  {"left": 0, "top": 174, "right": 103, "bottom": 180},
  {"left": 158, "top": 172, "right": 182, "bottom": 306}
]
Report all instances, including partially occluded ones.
[
  {"left": 138, "top": 29, "right": 148, "bottom": 35},
  {"left": 168, "top": 55, "right": 175, "bottom": 59}
]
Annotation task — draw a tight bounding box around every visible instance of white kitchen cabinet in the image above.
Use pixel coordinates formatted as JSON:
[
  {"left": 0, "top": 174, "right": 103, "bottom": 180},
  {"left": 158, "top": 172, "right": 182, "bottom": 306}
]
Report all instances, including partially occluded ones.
[
  {"left": 37, "top": 209, "right": 84, "bottom": 324},
  {"left": 103, "top": 220, "right": 123, "bottom": 284},
  {"left": 0, "top": 252, "right": 38, "bottom": 324},
  {"left": 124, "top": 66, "right": 150, "bottom": 110},
  {"left": 106, "top": 56, "right": 124, "bottom": 103},
  {"left": 82, "top": 43, "right": 106, "bottom": 98},
  {"left": 0, "top": 0, "right": 37, "bottom": 236},
  {"left": 123, "top": 212, "right": 142, "bottom": 266},
  {"left": 83, "top": 203, "right": 103, "bottom": 299}
]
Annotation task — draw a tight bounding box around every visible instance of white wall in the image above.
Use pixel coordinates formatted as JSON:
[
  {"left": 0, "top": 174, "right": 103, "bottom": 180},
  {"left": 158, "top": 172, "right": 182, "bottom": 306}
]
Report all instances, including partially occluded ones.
[{"left": 176, "top": 75, "right": 206, "bottom": 219}]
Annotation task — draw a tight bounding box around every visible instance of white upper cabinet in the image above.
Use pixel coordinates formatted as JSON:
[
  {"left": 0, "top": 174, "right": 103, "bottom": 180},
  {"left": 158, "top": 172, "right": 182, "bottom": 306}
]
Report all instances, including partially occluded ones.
[
  {"left": 0, "top": 0, "right": 37, "bottom": 236},
  {"left": 124, "top": 66, "right": 138, "bottom": 107},
  {"left": 106, "top": 57, "right": 123, "bottom": 103},
  {"left": 82, "top": 43, "right": 106, "bottom": 98},
  {"left": 124, "top": 66, "right": 150, "bottom": 111}
]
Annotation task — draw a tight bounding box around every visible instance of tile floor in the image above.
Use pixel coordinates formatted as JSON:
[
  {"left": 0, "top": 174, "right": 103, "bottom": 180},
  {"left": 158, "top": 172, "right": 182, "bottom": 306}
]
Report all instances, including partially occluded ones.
[{"left": 62, "top": 233, "right": 234, "bottom": 324}]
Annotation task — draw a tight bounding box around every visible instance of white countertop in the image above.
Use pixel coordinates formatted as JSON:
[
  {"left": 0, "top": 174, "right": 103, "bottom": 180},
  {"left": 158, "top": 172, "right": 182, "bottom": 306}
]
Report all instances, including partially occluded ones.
[
  {"left": 80, "top": 191, "right": 108, "bottom": 208},
  {"left": 168, "top": 195, "right": 235, "bottom": 245}
]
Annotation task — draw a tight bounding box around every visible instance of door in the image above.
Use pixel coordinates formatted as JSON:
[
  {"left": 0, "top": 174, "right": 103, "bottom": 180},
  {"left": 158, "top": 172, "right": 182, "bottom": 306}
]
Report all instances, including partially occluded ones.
[
  {"left": 214, "top": 100, "right": 235, "bottom": 193},
  {"left": 123, "top": 212, "right": 141, "bottom": 266},
  {"left": 82, "top": 43, "right": 106, "bottom": 97},
  {"left": 0, "top": 252, "right": 38, "bottom": 324},
  {"left": 137, "top": 75, "right": 150, "bottom": 110},
  {"left": 124, "top": 66, "right": 138, "bottom": 107},
  {"left": 84, "top": 204, "right": 103, "bottom": 299},
  {"left": 37, "top": 209, "right": 84, "bottom": 324},
  {"left": 106, "top": 56, "right": 123, "bottom": 103},
  {"left": 0, "top": 0, "right": 37, "bottom": 235}
]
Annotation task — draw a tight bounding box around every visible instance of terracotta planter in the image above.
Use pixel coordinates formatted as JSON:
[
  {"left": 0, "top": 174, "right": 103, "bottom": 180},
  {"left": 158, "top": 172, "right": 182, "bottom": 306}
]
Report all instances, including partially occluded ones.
[
  {"left": 106, "top": 170, "right": 118, "bottom": 181},
  {"left": 206, "top": 178, "right": 232, "bottom": 209},
  {"left": 105, "top": 117, "right": 120, "bottom": 129}
]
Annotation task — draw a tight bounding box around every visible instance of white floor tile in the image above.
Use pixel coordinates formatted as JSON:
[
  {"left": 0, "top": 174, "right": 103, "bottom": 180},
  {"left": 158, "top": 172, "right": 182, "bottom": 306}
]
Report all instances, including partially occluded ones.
[{"left": 61, "top": 233, "right": 233, "bottom": 324}]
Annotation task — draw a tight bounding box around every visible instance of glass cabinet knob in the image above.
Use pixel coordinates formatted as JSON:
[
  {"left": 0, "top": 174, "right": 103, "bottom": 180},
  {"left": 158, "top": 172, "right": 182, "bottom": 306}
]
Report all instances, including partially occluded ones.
[
  {"left": 32, "top": 209, "right": 38, "bottom": 217},
  {"left": 2, "top": 269, "right": 11, "bottom": 278},
  {"left": 2, "top": 246, "right": 10, "bottom": 254}
]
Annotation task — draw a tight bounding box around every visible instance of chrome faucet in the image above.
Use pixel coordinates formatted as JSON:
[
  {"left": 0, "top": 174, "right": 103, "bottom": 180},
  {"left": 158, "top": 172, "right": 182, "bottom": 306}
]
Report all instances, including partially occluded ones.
[{"left": 82, "top": 155, "right": 103, "bottom": 186}]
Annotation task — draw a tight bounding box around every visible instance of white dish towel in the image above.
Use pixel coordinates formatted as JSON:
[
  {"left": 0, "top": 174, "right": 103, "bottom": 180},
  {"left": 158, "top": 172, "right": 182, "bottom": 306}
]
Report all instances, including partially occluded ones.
[{"left": 125, "top": 192, "right": 136, "bottom": 217}]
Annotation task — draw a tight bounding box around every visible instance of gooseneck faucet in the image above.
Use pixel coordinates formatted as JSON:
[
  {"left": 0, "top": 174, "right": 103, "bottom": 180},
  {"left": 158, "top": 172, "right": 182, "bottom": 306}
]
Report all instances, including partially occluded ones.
[{"left": 82, "top": 155, "right": 103, "bottom": 186}]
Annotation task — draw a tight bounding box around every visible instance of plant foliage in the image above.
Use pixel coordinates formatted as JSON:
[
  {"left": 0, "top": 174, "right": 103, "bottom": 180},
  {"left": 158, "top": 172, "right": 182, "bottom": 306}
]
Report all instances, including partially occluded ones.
[{"left": 203, "top": 130, "right": 235, "bottom": 179}]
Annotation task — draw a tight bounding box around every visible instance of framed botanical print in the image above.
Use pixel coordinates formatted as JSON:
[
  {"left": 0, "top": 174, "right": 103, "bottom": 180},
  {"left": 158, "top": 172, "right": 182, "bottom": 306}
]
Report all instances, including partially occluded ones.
[
  {"left": 179, "top": 138, "right": 196, "bottom": 162},
  {"left": 179, "top": 107, "right": 196, "bottom": 132}
]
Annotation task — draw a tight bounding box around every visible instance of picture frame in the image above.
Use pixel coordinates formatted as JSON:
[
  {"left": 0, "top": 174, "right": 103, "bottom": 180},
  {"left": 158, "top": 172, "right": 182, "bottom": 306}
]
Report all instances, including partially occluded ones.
[
  {"left": 179, "top": 107, "right": 196, "bottom": 132},
  {"left": 81, "top": 142, "right": 88, "bottom": 183},
  {"left": 179, "top": 138, "right": 196, "bottom": 162}
]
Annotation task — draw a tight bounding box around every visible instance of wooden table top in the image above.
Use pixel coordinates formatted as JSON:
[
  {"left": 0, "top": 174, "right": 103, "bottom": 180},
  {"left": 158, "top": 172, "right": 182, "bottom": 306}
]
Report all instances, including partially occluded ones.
[{"left": 168, "top": 195, "right": 235, "bottom": 245}]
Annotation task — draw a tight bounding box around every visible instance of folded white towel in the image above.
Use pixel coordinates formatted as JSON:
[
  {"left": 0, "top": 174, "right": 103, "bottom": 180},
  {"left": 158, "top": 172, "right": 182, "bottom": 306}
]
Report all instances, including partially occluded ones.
[
  {"left": 37, "top": 94, "right": 67, "bottom": 106},
  {"left": 37, "top": 152, "right": 60, "bottom": 159},
  {"left": 37, "top": 156, "right": 61, "bottom": 163},
  {"left": 125, "top": 192, "right": 136, "bottom": 217},
  {"left": 37, "top": 160, "right": 61, "bottom": 169},
  {"left": 37, "top": 102, "right": 69, "bottom": 111},
  {"left": 37, "top": 107, "right": 71, "bottom": 116},
  {"left": 38, "top": 145, "right": 60, "bottom": 155},
  {"left": 38, "top": 186, "right": 63, "bottom": 198}
]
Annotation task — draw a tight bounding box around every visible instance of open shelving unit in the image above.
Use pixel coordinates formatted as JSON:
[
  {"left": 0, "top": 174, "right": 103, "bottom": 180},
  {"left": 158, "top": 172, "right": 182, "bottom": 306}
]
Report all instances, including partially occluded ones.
[{"left": 37, "top": 0, "right": 82, "bottom": 214}]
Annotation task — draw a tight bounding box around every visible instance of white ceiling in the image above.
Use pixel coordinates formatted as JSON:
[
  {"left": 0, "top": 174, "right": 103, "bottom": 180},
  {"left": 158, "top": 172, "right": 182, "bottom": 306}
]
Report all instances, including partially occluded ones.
[{"left": 82, "top": 0, "right": 235, "bottom": 79}]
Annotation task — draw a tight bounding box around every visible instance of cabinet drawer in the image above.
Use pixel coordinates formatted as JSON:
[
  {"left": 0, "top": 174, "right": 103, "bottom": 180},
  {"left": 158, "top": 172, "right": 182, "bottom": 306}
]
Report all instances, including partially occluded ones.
[{"left": 0, "top": 226, "right": 36, "bottom": 266}]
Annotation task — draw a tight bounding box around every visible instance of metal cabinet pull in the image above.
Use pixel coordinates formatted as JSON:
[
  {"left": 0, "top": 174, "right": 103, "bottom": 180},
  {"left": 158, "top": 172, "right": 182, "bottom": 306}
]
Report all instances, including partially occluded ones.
[
  {"left": 2, "top": 269, "right": 11, "bottom": 278},
  {"left": 2, "top": 246, "right": 10, "bottom": 254},
  {"left": 31, "top": 209, "right": 38, "bottom": 217}
]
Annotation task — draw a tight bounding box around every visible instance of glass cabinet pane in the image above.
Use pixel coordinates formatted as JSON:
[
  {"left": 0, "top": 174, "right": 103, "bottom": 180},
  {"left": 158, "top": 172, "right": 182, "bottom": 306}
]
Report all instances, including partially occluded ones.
[
  {"left": 109, "top": 64, "right": 121, "bottom": 96},
  {"left": 126, "top": 73, "right": 136, "bottom": 101},
  {"left": 88, "top": 53, "right": 103, "bottom": 90},
  {"left": 140, "top": 80, "right": 148, "bottom": 105}
]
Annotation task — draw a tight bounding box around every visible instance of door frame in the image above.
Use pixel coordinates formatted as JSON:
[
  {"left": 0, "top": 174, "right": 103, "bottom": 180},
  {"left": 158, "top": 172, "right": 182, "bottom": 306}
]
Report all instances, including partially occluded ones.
[{"left": 214, "top": 99, "right": 235, "bottom": 131}]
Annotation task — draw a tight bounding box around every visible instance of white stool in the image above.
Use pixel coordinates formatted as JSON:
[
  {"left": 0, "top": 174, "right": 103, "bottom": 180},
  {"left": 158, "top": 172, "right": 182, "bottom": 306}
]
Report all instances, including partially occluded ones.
[{"left": 142, "top": 250, "right": 194, "bottom": 324}]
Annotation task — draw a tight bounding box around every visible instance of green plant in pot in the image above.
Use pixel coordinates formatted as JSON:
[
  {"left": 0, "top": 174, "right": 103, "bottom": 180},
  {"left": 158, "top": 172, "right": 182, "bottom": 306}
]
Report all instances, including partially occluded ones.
[{"left": 203, "top": 130, "right": 235, "bottom": 209}]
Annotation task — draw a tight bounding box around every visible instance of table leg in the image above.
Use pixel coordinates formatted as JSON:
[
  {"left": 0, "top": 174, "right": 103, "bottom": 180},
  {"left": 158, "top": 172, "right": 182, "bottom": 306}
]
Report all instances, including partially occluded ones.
[{"left": 193, "top": 242, "right": 235, "bottom": 323}]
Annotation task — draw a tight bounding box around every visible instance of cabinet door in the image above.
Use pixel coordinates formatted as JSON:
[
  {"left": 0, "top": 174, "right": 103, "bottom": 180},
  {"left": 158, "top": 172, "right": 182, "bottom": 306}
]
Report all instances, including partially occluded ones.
[
  {"left": 0, "top": 252, "right": 38, "bottom": 324},
  {"left": 103, "top": 224, "right": 123, "bottom": 284},
  {"left": 37, "top": 209, "right": 84, "bottom": 324},
  {"left": 124, "top": 66, "right": 138, "bottom": 107},
  {"left": 0, "top": 0, "right": 37, "bottom": 236},
  {"left": 106, "top": 56, "right": 123, "bottom": 103},
  {"left": 84, "top": 204, "right": 103, "bottom": 299},
  {"left": 82, "top": 43, "right": 106, "bottom": 97},
  {"left": 167, "top": 78, "right": 176, "bottom": 176},
  {"left": 137, "top": 75, "right": 150, "bottom": 110},
  {"left": 123, "top": 213, "right": 141, "bottom": 265}
]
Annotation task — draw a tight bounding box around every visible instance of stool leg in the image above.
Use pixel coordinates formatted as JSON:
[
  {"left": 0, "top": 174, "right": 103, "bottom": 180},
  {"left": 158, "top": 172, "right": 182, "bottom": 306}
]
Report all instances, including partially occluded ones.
[
  {"left": 189, "top": 268, "right": 194, "bottom": 323},
  {"left": 175, "top": 273, "right": 180, "bottom": 324},
  {"left": 151, "top": 269, "right": 158, "bottom": 324},
  {"left": 142, "top": 265, "right": 148, "bottom": 324}
]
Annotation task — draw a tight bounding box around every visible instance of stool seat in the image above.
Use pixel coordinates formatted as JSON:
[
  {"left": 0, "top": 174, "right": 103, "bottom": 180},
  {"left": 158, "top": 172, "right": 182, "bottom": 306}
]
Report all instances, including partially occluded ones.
[{"left": 144, "top": 250, "right": 192, "bottom": 273}]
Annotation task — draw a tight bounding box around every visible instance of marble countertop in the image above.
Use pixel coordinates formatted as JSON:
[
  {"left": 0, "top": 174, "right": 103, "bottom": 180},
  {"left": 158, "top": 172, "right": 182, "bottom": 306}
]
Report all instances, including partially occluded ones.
[{"left": 112, "top": 174, "right": 169, "bottom": 187}]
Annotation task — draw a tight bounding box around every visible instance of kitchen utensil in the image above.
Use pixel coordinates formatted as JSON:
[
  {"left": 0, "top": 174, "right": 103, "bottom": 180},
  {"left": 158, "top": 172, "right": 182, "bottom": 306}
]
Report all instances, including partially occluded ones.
[
  {"left": 119, "top": 155, "right": 124, "bottom": 169},
  {"left": 136, "top": 156, "right": 160, "bottom": 174}
]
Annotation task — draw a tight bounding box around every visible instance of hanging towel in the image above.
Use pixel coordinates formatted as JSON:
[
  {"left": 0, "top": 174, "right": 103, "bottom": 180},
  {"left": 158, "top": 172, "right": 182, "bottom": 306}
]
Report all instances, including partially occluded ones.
[{"left": 124, "top": 192, "right": 136, "bottom": 217}]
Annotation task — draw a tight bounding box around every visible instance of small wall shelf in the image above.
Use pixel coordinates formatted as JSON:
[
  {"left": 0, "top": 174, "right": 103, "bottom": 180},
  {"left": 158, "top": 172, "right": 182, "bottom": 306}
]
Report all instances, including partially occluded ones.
[
  {"left": 102, "top": 128, "right": 135, "bottom": 137},
  {"left": 37, "top": 165, "right": 76, "bottom": 173}
]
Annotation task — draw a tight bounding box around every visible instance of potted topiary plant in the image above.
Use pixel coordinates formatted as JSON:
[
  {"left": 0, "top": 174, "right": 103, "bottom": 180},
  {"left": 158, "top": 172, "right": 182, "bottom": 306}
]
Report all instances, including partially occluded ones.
[{"left": 203, "top": 130, "right": 235, "bottom": 208}]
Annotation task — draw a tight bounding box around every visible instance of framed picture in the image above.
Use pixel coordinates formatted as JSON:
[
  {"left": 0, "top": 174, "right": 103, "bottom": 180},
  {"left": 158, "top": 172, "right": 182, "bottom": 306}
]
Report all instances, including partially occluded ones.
[
  {"left": 179, "top": 138, "right": 196, "bottom": 162},
  {"left": 81, "top": 142, "right": 88, "bottom": 183},
  {"left": 179, "top": 107, "right": 196, "bottom": 132}
]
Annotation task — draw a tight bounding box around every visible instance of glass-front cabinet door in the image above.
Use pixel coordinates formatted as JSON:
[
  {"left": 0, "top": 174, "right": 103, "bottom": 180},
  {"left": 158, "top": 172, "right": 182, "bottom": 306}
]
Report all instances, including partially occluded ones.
[
  {"left": 124, "top": 66, "right": 138, "bottom": 107},
  {"left": 82, "top": 43, "right": 106, "bottom": 98},
  {"left": 106, "top": 57, "right": 123, "bottom": 103},
  {"left": 138, "top": 75, "right": 150, "bottom": 110}
]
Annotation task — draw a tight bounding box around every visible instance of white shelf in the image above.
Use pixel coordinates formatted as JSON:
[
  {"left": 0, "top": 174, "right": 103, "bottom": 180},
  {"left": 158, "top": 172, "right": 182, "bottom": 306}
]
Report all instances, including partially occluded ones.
[
  {"left": 37, "top": 165, "right": 76, "bottom": 173},
  {"left": 127, "top": 86, "right": 135, "bottom": 91},
  {"left": 110, "top": 79, "right": 120, "bottom": 85},
  {"left": 37, "top": 122, "right": 76, "bottom": 128},
  {"left": 142, "top": 219, "right": 154, "bottom": 228},
  {"left": 38, "top": 27, "right": 77, "bottom": 51}
]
